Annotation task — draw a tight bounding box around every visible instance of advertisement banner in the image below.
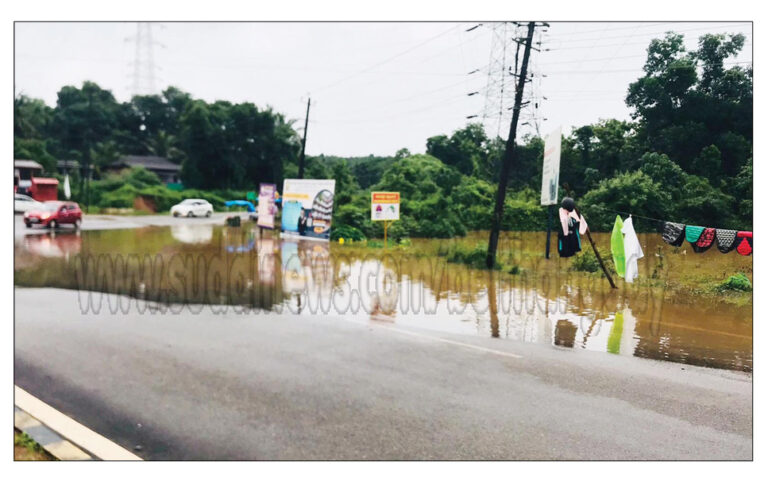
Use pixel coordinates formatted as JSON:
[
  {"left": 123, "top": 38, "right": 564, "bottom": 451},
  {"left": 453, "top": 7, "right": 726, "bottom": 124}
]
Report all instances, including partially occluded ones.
[
  {"left": 371, "top": 192, "right": 400, "bottom": 221},
  {"left": 281, "top": 179, "right": 336, "bottom": 241},
  {"left": 257, "top": 183, "right": 276, "bottom": 229},
  {"left": 540, "top": 126, "right": 562, "bottom": 206}
]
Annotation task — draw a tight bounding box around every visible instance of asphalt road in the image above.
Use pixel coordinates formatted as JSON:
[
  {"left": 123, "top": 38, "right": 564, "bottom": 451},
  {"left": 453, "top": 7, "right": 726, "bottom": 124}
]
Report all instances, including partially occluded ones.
[
  {"left": 14, "top": 287, "right": 751, "bottom": 460},
  {"left": 14, "top": 212, "right": 235, "bottom": 237}
]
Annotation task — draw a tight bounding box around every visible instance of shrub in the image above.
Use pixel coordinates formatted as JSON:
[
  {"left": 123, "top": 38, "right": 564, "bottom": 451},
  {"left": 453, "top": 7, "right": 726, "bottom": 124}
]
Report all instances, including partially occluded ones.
[
  {"left": 331, "top": 225, "right": 366, "bottom": 242},
  {"left": 444, "top": 243, "right": 499, "bottom": 269},
  {"left": 570, "top": 249, "right": 600, "bottom": 273},
  {"left": 716, "top": 273, "right": 752, "bottom": 292}
]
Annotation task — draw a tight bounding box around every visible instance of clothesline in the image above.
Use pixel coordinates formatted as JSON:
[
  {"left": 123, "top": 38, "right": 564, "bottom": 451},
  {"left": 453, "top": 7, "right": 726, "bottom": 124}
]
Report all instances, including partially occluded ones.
[{"left": 582, "top": 203, "right": 751, "bottom": 232}]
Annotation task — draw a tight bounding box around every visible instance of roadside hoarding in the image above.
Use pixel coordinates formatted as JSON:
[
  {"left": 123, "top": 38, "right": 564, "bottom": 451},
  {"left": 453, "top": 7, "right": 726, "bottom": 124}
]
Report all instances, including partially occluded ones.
[
  {"left": 257, "top": 183, "right": 276, "bottom": 229},
  {"left": 281, "top": 179, "right": 336, "bottom": 241},
  {"left": 371, "top": 192, "right": 400, "bottom": 221},
  {"left": 540, "top": 126, "right": 562, "bottom": 206}
]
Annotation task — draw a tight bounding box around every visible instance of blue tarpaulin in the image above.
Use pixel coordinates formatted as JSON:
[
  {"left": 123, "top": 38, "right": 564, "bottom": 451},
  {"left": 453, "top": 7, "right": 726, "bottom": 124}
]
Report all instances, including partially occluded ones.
[{"left": 224, "top": 200, "right": 256, "bottom": 212}]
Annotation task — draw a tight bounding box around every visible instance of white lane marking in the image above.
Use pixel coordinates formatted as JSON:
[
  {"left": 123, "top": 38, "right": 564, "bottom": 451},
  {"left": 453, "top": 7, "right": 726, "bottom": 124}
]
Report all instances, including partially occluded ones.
[
  {"left": 345, "top": 319, "right": 523, "bottom": 359},
  {"left": 14, "top": 385, "right": 143, "bottom": 461}
]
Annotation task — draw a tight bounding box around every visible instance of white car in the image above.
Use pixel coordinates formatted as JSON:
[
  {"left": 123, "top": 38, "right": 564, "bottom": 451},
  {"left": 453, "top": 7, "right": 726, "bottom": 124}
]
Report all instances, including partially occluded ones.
[
  {"left": 14, "top": 193, "right": 44, "bottom": 214},
  {"left": 170, "top": 199, "right": 214, "bottom": 218}
]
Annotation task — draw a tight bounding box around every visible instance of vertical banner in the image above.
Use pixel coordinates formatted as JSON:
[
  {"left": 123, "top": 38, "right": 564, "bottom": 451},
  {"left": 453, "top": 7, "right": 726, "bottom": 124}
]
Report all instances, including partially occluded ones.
[
  {"left": 281, "top": 179, "right": 336, "bottom": 241},
  {"left": 371, "top": 192, "right": 400, "bottom": 221},
  {"left": 540, "top": 126, "right": 562, "bottom": 206},
  {"left": 257, "top": 183, "right": 276, "bottom": 229}
]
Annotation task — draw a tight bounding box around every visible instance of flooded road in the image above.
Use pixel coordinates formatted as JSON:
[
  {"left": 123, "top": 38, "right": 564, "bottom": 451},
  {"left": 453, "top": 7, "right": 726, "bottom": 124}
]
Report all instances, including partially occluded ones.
[{"left": 14, "top": 223, "right": 753, "bottom": 373}]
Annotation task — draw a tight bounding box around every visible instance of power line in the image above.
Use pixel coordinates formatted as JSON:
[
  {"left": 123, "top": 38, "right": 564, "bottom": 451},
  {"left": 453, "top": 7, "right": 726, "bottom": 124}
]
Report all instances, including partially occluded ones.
[{"left": 309, "top": 24, "right": 461, "bottom": 96}]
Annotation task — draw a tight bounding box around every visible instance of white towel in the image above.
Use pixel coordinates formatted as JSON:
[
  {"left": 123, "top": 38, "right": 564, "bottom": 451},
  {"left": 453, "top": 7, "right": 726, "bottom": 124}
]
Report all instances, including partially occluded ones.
[{"left": 622, "top": 217, "right": 644, "bottom": 283}]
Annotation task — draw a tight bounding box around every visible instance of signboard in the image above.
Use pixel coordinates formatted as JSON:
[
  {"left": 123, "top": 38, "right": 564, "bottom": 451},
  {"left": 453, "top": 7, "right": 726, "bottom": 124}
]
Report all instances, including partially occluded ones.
[
  {"left": 540, "top": 126, "right": 562, "bottom": 206},
  {"left": 281, "top": 179, "right": 336, "bottom": 241},
  {"left": 371, "top": 192, "right": 400, "bottom": 221},
  {"left": 257, "top": 183, "right": 276, "bottom": 229}
]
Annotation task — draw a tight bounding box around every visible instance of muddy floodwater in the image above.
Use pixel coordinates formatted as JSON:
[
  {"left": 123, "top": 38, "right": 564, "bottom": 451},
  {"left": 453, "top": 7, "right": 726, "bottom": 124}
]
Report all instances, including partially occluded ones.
[{"left": 15, "top": 223, "right": 753, "bottom": 372}]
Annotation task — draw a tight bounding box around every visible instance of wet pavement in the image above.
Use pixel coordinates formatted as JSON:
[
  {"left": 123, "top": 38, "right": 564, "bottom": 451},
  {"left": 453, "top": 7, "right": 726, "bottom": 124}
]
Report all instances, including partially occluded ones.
[{"left": 15, "top": 287, "right": 752, "bottom": 460}]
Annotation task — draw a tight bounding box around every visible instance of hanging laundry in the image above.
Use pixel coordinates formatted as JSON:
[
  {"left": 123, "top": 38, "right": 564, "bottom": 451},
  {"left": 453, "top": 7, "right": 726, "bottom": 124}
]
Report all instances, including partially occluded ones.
[
  {"left": 715, "top": 229, "right": 738, "bottom": 254},
  {"left": 622, "top": 216, "right": 644, "bottom": 283},
  {"left": 685, "top": 225, "right": 705, "bottom": 244},
  {"left": 611, "top": 215, "right": 625, "bottom": 278},
  {"left": 557, "top": 208, "right": 583, "bottom": 258},
  {"left": 661, "top": 222, "right": 686, "bottom": 247},
  {"left": 692, "top": 227, "right": 716, "bottom": 253},
  {"left": 736, "top": 231, "right": 753, "bottom": 256}
]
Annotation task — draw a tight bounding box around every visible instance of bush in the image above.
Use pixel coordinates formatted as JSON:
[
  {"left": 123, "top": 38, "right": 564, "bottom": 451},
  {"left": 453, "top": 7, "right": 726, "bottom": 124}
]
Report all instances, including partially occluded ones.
[
  {"left": 444, "top": 243, "right": 499, "bottom": 269},
  {"left": 331, "top": 225, "right": 366, "bottom": 242},
  {"left": 716, "top": 273, "right": 752, "bottom": 292},
  {"left": 570, "top": 249, "right": 600, "bottom": 272}
]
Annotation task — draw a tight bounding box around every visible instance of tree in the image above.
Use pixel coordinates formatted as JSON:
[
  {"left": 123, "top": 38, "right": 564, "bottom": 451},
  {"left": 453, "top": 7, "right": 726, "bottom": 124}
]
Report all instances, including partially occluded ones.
[
  {"left": 581, "top": 171, "right": 671, "bottom": 232},
  {"left": 394, "top": 148, "right": 411, "bottom": 159}
]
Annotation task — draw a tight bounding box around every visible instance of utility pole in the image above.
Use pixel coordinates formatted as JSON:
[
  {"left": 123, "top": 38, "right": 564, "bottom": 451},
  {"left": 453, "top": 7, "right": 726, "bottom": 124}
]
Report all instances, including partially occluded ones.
[
  {"left": 486, "top": 21, "right": 536, "bottom": 269},
  {"left": 298, "top": 97, "right": 311, "bottom": 179}
]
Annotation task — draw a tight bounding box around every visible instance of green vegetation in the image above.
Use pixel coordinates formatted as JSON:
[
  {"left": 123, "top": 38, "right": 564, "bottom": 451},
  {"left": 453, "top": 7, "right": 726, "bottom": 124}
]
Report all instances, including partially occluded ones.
[
  {"left": 14, "top": 431, "right": 55, "bottom": 461},
  {"left": 14, "top": 31, "right": 751, "bottom": 234},
  {"left": 570, "top": 249, "right": 600, "bottom": 273},
  {"left": 441, "top": 243, "right": 501, "bottom": 270},
  {"left": 716, "top": 273, "right": 752, "bottom": 292},
  {"left": 331, "top": 224, "right": 366, "bottom": 242}
]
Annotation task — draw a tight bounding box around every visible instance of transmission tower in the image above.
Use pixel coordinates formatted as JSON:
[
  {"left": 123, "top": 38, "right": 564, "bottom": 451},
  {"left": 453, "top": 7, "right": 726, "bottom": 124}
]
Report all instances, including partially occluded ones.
[
  {"left": 481, "top": 22, "right": 523, "bottom": 139},
  {"left": 520, "top": 25, "right": 547, "bottom": 137},
  {"left": 127, "top": 23, "right": 162, "bottom": 97}
]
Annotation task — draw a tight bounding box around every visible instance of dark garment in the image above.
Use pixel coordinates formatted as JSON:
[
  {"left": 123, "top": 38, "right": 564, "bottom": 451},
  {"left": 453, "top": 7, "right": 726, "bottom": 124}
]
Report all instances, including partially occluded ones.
[
  {"left": 715, "top": 229, "right": 738, "bottom": 254},
  {"left": 558, "top": 217, "right": 582, "bottom": 258},
  {"left": 692, "top": 227, "right": 715, "bottom": 253},
  {"left": 661, "top": 222, "right": 685, "bottom": 247},
  {"left": 736, "top": 231, "right": 753, "bottom": 256}
]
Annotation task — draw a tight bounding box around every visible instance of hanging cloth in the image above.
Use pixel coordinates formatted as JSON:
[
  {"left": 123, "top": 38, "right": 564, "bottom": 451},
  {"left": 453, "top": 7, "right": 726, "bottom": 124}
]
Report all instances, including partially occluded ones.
[
  {"left": 610, "top": 215, "right": 626, "bottom": 278},
  {"left": 622, "top": 217, "right": 644, "bottom": 283},
  {"left": 736, "top": 231, "right": 753, "bottom": 256},
  {"left": 559, "top": 208, "right": 588, "bottom": 236},
  {"left": 715, "top": 229, "right": 738, "bottom": 254},
  {"left": 692, "top": 227, "right": 716, "bottom": 253},
  {"left": 557, "top": 210, "right": 582, "bottom": 258},
  {"left": 685, "top": 225, "right": 705, "bottom": 243},
  {"left": 661, "top": 222, "right": 686, "bottom": 247}
]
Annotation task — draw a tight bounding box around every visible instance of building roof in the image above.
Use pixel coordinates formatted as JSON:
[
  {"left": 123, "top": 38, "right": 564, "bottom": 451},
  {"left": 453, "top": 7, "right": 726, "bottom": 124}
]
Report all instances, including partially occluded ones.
[
  {"left": 14, "top": 159, "right": 43, "bottom": 170},
  {"left": 112, "top": 155, "right": 182, "bottom": 172},
  {"left": 31, "top": 177, "right": 59, "bottom": 185}
]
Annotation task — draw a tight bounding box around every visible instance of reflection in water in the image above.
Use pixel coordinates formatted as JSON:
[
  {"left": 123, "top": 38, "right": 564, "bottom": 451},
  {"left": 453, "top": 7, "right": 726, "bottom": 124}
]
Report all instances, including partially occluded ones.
[
  {"left": 21, "top": 231, "right": 82, "bottom": 259},
  {"left": 14, "top": 225, "right": 752, "bottom": 372},
  {"left": 171, "top": 224, "right": 214, "bottom": 244},
  {"left": 554, "top": 320, "right": 578, "bottom": 348}
]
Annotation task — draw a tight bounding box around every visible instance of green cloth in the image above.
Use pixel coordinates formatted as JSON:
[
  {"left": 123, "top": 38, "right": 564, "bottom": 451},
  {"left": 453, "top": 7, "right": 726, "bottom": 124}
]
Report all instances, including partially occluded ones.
[
  {"left": 685, "top": 225, "right": 705, "bottom": 243},
  {"left": 610, "top": 215, "right": 625, "bottom": 278},
  {"left": 606, "top": 311, "right": 624, "bottom": 355}
]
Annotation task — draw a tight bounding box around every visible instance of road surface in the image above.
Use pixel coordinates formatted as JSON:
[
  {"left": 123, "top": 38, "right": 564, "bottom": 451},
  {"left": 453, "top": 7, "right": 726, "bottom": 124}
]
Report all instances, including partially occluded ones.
[{"left": 14, "top": 287, "right": 751, "bottom": 460}]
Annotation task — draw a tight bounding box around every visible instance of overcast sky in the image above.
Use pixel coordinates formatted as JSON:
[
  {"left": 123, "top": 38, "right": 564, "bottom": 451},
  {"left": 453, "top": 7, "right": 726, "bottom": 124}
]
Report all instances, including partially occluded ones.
[{"left": 14, "top": 22, "right": 752, "bottom": 157}]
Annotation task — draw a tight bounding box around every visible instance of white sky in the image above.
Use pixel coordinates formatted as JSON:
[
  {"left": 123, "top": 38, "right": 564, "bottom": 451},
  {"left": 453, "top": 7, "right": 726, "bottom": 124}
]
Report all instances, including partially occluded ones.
[{"left": 14, "top": 21, "right": 752, "bottom": 157}]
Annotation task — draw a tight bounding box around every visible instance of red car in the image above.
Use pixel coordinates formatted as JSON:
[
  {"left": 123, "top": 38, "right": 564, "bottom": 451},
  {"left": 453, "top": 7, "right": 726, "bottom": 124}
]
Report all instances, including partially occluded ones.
[{"left": 24, "top": 201, "right": 83, "bottom": 229}]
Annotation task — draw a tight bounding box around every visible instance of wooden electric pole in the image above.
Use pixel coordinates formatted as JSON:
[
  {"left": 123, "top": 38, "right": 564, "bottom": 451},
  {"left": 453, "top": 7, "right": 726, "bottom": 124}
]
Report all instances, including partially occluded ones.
[
  {"left": 486, "top": 22, "right": 536, "bottom": 269},
  {"left": 298, "top": 97, "right": 311, "bottom": 179}
]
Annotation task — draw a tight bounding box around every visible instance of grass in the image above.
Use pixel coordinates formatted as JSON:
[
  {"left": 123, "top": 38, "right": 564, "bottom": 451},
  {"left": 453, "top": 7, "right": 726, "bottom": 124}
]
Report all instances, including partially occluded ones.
[{"left": 14, "top": 430, "right": 55, "bottom": 461}]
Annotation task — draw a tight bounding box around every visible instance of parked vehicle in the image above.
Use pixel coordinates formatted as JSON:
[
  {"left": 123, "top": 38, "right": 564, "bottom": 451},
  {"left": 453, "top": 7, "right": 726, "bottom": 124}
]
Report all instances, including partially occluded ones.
[
  {"left": 14, "top": 193, "right": 44, "bottom": 214},
  {"left": 23, "top": 201, "right": 83, "bottom": 229},
  {"left": 170, "top": 199, "right": 213, "bottom": 218}
]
